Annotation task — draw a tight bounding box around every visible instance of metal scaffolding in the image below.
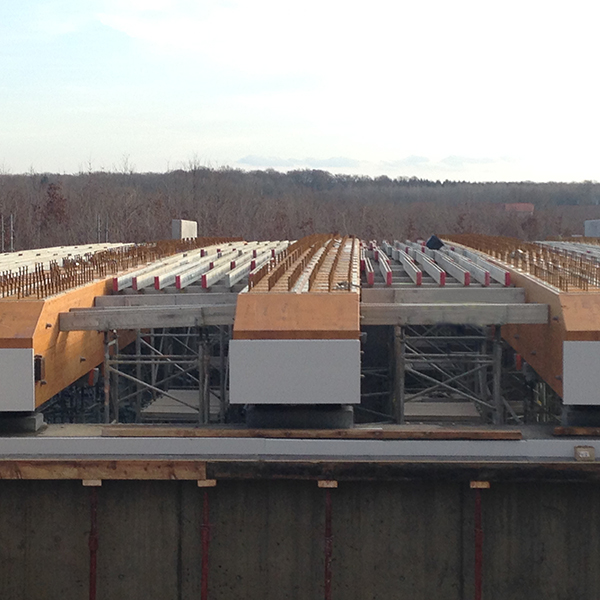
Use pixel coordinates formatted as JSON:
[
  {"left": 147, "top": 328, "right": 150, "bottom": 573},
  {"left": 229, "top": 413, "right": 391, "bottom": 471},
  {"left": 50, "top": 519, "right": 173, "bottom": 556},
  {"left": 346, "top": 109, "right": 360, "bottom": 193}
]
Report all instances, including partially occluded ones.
[
  {"left": 358, "top": 324, "right": 536, "bottom": 426},
  {"left": 100, "top": 326, "right": 231, "bottom": 424}
]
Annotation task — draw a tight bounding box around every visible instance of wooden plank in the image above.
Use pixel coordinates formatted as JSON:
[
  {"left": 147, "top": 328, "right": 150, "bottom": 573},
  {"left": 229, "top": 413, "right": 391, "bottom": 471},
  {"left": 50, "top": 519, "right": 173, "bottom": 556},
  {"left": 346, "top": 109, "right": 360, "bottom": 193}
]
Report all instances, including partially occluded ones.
[
  {"left": 404, "top": 402, "right": 481, "bottom": 422},
  {"left": 361, "top": 287, "right": 526, "bottom": 304},
  {"left": 102, "top": 425, "right": 523, "bottom": 440},
  {"left": 554, "top": 427, "right": 600, "bottom": 437},
  {"left": 0, "top": 459, "right": 207, "bottom": 480},
  {"left": 361, "top": 302, "right": 549, "bottom": 326},
  {"left": 60, "top": 304, "right": 236, "bottom": 330},
  {"left": 95, "top": 293, "right": 238, "bottom": 307}
]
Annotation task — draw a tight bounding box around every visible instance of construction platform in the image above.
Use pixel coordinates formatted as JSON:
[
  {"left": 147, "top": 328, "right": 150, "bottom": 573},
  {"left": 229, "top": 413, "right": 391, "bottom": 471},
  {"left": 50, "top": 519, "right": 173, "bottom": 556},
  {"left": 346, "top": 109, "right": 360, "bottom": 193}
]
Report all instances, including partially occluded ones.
[
  {"left": 2, "top": 230, "right": 600, "bottom": 599},
  {"left": 6, "top": 233, "right": 600, "bottom": 428}
]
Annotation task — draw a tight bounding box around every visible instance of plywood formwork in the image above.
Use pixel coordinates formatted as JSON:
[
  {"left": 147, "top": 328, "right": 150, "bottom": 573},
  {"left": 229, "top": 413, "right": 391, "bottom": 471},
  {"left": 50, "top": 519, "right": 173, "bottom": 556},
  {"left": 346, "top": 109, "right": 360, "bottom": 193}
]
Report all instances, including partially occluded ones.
[
  {"left": 233, "top": 293, "right": 360, "bottom": 340},
  {"left": 445, "top": 234, "right": 600, "bottom": 402},
  {"left": 0, "top": 238, "right": 238, "bottom": 411},
  {"left": 0, "top": 279, "right": 136, "bottom": 409},
  {"left": 231, "top": 235, "right": 361, "bottom": 407}
]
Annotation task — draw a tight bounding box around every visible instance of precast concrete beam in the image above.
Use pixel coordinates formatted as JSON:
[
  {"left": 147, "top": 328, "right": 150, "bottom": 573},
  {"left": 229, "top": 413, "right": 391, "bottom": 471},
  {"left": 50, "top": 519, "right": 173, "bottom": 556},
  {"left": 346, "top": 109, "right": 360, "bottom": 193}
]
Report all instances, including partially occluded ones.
[
  {"left": 175, "top": 248, "right": 238, "bottom": 289},
  {"left": 442, "top": 241, "right": 511, "bottom": 286},
  {"left": 433, "top": 251, "right": 470, "bottom": 286},
  {"left": 392, "top": 248, "right": 422, "bottom": 286},
  {"left": 408, "top": 249, "right": 446, "bottom": 286},
  {"left": 113, "top": 249, "right": 214, "bottom": 292},
  {"left": 439, "top": 247, "right": 491, "bottom": 286}
]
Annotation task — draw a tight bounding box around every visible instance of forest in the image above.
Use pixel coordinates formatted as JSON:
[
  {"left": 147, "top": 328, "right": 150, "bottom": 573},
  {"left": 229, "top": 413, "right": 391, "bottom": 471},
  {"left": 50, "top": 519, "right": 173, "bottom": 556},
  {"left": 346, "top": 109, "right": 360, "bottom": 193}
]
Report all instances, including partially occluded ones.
[{"left": 0, "top": 167, "right": 599, "bottom": 250}]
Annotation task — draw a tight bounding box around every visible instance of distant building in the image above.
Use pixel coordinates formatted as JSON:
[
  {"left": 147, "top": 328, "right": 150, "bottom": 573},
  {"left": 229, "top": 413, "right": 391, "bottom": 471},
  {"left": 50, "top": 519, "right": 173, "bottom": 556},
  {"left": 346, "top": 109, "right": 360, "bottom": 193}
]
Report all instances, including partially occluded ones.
[
  {"left": 584, "top": 220, "right": 600, "bottom": 238},
  {"left": 172, "top": 219, "right": 198, "bottom": 239},
  {"left": 504, "top": 203, "right": 535, "bottom": 216}
]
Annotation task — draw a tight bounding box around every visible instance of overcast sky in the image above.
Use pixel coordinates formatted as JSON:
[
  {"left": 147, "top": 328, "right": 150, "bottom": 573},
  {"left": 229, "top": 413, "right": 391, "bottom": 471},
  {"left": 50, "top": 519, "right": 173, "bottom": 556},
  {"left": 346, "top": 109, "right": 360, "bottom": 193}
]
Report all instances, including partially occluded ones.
[{"left": 1, "top": 0, "right": 598, "bottom": 181}]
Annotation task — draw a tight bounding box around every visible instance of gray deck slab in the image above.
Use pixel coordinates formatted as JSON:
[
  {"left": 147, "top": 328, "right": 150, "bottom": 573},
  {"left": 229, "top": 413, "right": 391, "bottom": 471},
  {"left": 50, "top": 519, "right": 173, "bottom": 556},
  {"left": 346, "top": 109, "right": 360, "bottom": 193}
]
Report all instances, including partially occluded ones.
[{"left": 0, "top": 435, "right": 598, "bottom": 462}]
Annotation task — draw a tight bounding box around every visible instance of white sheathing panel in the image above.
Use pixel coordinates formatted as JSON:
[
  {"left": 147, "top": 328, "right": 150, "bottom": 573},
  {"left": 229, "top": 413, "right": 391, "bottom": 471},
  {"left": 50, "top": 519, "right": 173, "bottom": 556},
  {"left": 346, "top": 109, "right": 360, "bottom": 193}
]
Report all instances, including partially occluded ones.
[
  {"left": 230, "top": 339, "right": 361, "bottom": 405},
  {"left": 563, "top": 341, "right": 600, "bottom": 405},
  {"left": 0, "top": 348, "right": 35, "bottom": 411}
]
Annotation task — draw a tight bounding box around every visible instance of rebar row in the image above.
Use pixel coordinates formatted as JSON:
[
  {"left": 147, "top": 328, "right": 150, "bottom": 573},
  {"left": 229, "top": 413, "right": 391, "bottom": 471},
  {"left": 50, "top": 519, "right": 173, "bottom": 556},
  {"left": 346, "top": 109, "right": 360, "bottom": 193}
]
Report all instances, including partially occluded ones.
[
  {"left": 248, "top": 233, "right": 332, "bottom": 291},
  {"left": 347, "top": 238, "right": 356, "bottom": 287},
  {"left": 328, "top": 236, "right": 349, "bottom": 292},
  {"left": 308, "top": 238, "right": 335, "bottom": 291},
  {"left": 445, "top": 234, "right": 600, "bottom": 292},
  {"left": 287, "top": 241, "right": 323, "bottom": 291},
  {"left": 0, "top": 237, "right": 239, "bottom": 299}
]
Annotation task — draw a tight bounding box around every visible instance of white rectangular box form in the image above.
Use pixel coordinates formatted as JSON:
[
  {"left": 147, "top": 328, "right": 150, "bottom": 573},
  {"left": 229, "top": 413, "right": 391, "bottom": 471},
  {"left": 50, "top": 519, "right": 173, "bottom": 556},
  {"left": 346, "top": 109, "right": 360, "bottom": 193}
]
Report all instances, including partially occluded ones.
[
  {"left": 563, "top": 341, "right": 600, "bottom": 405},
  {"left": 229, "top": 339, "right": 361, "bottom": 405},
  {"left": 584, "top": 220, "right": 600, "bottom": 238},
  {"left": 0, "top": 348, "right": 35, "bottom": 411},
  {"left": 171, "top": 219, "right": 198, "bottom": 239}
]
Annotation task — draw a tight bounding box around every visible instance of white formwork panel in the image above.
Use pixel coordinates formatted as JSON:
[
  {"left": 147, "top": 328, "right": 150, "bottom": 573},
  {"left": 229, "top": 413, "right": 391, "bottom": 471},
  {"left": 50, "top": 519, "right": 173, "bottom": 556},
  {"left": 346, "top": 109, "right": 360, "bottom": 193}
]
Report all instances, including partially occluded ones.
[
  {"left": 229, "top": 339, "right": 361, "bottom": 405},
  {"left": 0, "top": 348, "right": 35, "bottom": 411},
  {"left": 563, "top": 341, "right": 600, "bottom": 405}
]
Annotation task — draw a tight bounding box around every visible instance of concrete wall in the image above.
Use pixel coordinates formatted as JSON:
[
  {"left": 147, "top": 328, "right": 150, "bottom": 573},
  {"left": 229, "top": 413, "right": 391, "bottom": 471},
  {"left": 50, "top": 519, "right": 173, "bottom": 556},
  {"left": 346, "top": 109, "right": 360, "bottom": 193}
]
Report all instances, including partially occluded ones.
[{"left": 0, "top": 479, "right": 599, "bottom": 599}]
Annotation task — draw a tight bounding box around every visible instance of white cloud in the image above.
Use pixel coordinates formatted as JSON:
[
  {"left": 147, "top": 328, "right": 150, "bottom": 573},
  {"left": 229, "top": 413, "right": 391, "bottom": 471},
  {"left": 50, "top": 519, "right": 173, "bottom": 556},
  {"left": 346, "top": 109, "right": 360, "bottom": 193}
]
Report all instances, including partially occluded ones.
[{"left": 2, "top": 0, "right": 599, "bottom": 180}]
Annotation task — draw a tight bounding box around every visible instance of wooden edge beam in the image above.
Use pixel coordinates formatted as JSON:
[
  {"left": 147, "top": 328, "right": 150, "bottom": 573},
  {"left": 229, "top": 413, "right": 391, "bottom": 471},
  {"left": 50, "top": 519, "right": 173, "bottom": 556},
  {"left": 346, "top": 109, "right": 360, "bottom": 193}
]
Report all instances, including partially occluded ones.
[
  {"left": 101, "top": 426, "right": 523, "bottom": 441},
  {"left": 554, "top": 427, "right": 600, "bottom": 437},
  {"left": 0, "top": 460, "right": 207, "bottom": 480}
]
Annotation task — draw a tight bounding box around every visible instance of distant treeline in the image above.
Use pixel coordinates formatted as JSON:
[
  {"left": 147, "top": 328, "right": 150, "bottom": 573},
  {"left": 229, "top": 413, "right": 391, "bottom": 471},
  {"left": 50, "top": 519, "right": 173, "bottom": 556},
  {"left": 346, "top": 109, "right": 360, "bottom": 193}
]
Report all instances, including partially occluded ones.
[{"left": 0, "top": 167, "right": 599, "bottom": 250}]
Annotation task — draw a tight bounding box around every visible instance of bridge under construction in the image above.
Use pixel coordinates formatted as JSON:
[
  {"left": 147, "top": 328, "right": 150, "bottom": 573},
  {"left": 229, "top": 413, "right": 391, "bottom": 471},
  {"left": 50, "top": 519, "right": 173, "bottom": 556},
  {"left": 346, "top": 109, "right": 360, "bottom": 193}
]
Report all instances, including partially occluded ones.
[{"left": 1, "top": 231, "right": 600, "bottom": 599}]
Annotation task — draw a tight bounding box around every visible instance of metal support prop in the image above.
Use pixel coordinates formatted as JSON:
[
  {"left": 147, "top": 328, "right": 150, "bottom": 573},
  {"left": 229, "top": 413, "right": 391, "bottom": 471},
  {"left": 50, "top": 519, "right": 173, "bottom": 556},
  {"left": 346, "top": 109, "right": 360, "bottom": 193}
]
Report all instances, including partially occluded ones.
[
  {"left": 394, "top": 325, "right": 405, "bottom": 424},
  {"left": 492, "top": 326, "right": 503, "bottom": 424},
  {"left": 198, "top": 342, "right": 206, "bottom": 425},
  {"left": 135, "top": 331, "right": 142, "bottom": 422},
  {"left": 474, "top": 488, "right": 483, "bottom": 600},
  {"left": 201, "top": 489, "right": 210, "bottom": 600},
  {"left": 111, "top": 333, "right": 119, "bottom": 422},
  {"left": 324, "top": 489, "right": 333, "bottom": 600},
  {"left": 88, "top": 487, "right": 99, "bottom": 600},
  {"left": 203, "top": 340, "right": 210, "bottom": 424},
  {"left": 150, "top": 329, "right": 157, "bottom": 394},
  {"left": 103, "top": 332, "right": 110, "bottom": 423},
  {"left": 219, "top": 327, "right": 226, "bottom": 422}
]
